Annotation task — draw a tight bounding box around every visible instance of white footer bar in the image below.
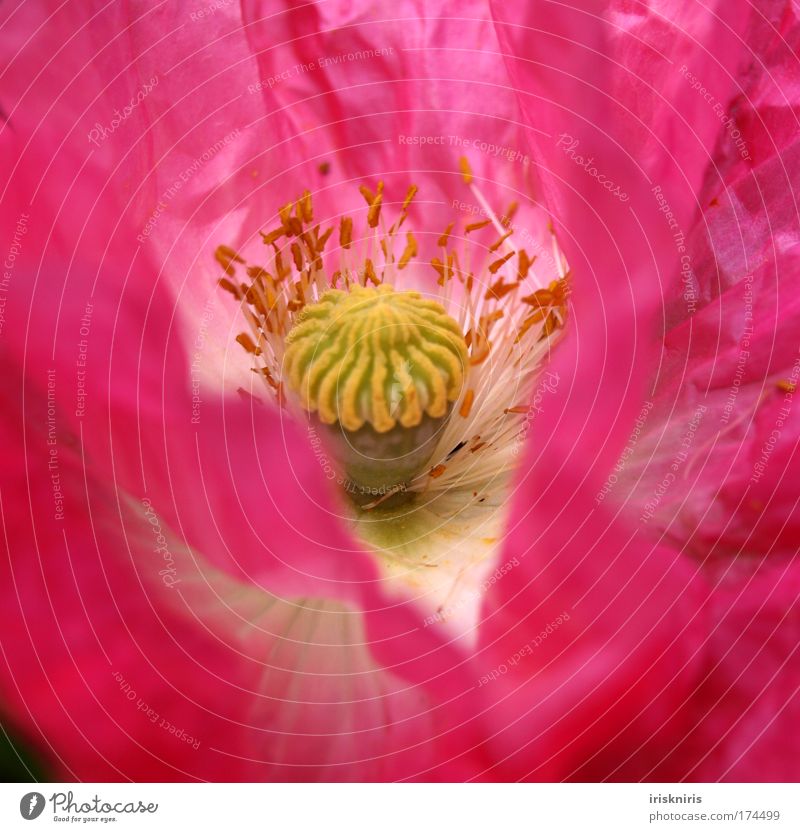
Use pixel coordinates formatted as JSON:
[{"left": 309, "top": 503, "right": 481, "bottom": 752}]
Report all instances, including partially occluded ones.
[{"left": 1, "top": 782, "right": 797, "bottom": 831}]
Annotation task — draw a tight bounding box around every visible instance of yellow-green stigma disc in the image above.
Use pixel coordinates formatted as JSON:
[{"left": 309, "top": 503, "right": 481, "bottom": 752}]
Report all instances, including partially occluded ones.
[{"left": 284, "top": 285, "right": 468, "bottom": 502}]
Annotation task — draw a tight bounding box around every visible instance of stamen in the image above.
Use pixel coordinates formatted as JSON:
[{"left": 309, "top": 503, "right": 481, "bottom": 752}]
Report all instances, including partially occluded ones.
[
  {"left": 459, "top": 157, "right": 473, "bottom": 184},
  {"left": 340, "top": 216, "right": 353, "bottom": 249},
  {"left": 398, "top": 233, "right": 417, "bottom": 270}
]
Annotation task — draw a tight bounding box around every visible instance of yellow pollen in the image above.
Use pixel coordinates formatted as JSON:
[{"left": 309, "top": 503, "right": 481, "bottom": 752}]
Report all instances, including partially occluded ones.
[
  {"left": 459, "top": 156, "right": 473, "bottom": 184},
  {"left": 283, "top": 285, "right": 468, "bottom": 433},
  {"left": 398, "top": 232, "right": 417, "bottom": 270},
  {"left": 340, "top": 216, "right": 353, "bottom": 249},
  {"left": 402, "top": 185, "right": 418, "bottom": 210},
  {"left": 437, "top": 222, "right": 455, "bottom": 247}
]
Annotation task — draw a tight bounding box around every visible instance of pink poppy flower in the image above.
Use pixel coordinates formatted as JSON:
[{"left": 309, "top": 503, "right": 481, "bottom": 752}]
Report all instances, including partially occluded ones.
[{"left": 0, "top": 0, "right": 797, "bottom": 782}]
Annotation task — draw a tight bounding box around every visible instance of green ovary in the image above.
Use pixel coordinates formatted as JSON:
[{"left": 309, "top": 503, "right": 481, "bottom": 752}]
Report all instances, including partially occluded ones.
[{"left": 284, "top": 285, "right": 468, "bottom": 501}]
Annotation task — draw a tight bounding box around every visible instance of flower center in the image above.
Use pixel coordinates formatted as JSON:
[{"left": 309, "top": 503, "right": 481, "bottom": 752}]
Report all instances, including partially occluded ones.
[
  {"left": 216, "top": 160, "right": 570, "bottom": 627},
  {"left": 283, "top": 285, "right": 468, "bottom": 502}
]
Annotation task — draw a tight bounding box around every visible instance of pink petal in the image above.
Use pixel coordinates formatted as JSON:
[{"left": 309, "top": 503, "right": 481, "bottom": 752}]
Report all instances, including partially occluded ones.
[
  {"left": 238, "top": 0, "right": 524, "bottom": 182},
  {"left": 623, "top": 15, "right": 800, "bottom": 558},
  {"left": 661, "top": 559, "right": 800, "bottom": 781},
  {"left": 462, "top": 0, "right": 750, "bottom": 780},
  {"left": 0, "top": 354, "right": 262, "bottom": 780}
]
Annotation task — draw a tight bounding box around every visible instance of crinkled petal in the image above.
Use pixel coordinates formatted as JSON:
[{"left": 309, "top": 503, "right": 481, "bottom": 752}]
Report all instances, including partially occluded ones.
[
  {"left": 460, "top": 0, "right": 750, "bottom": 780},
  {"left": 0, "top": 355, "right": 263, "bottom": 780},
  {"left": 625, "top": 106, "right": 800, "bottom": 560},
  {"left": 658, "top": 559, "right": 800, "bottom": 781}
]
